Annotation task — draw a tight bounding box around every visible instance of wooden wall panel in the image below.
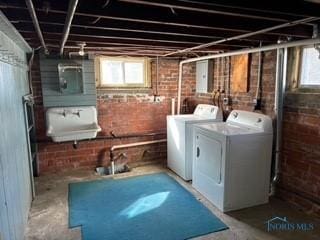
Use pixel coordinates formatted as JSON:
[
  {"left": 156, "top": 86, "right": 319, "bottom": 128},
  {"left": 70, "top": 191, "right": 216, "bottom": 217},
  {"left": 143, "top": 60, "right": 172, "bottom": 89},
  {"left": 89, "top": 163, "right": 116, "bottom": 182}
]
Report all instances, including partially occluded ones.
[
  {"left": 0, "top": 60, "right": 32, "bottom": 240},
  {"left": 231, "top": 54, "right": 250, "bottom": 92},
  {"left": 40, "top": 58, "right": 97, "bottom": 107}
]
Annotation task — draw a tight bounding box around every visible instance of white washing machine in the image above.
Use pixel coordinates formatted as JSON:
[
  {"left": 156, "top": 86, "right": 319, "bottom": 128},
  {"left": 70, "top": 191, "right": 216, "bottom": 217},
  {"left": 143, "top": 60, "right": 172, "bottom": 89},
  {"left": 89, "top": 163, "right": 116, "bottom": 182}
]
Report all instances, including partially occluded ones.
[
  {"left": 167, "top": 104, "right": 223, "bottom": 181},
  {"left": 193, "top": 110, "right": 273, "bottom": 212}
]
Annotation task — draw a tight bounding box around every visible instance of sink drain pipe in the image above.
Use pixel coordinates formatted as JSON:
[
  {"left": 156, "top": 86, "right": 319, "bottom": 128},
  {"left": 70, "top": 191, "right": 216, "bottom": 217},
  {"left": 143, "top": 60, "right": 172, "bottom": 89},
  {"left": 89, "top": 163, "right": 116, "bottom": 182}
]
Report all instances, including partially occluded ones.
[{"left": 110, "top": 139, "right": 167, "bottom": 175}]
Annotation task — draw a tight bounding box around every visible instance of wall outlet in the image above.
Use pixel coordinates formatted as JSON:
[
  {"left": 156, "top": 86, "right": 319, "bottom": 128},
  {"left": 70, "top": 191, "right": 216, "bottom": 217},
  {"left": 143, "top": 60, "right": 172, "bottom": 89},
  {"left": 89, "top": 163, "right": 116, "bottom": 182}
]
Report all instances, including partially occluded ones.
[
  {"left": 223, "top": 97, "right": 229, "bottom": 105},
  {"left": 154, "top": 96, "right": 161, "bottom": 102}
]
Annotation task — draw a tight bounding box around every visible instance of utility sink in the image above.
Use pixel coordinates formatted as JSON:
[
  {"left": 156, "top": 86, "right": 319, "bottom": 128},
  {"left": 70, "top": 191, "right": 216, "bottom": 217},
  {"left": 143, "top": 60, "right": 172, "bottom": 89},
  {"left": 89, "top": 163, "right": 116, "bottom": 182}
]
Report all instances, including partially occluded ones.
[{"left": 46, "top": 106, "right": 101, "bottom": 142}]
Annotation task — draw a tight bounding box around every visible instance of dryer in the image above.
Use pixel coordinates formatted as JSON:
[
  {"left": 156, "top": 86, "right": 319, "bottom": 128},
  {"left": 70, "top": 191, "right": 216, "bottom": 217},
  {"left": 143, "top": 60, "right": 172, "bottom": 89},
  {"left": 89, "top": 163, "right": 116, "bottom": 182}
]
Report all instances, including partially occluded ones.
[
  {"left": 167, "top": 104, "right": 223, "bottom": 181},
  {"left": 193, "top": 110, "right": 273, "bottom": 212}
]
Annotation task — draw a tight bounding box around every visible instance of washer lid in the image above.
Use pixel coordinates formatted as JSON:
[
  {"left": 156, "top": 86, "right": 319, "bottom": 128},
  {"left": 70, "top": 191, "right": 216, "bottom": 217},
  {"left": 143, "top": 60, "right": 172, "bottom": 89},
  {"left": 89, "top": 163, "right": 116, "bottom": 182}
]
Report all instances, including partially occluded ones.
[
  {"left": 226, "top": 110, "right": 273, "bottom": 134},
  {"left": 196, "top": 122, "right": 265, "bottom": 136}
]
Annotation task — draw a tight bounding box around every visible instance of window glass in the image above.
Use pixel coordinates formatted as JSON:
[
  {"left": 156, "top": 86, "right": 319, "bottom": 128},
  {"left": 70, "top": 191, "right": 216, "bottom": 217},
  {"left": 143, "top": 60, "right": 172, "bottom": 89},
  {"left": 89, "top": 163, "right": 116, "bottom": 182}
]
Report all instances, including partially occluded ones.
[
  {"left": 300, "top": 47, "right": 320, "bottom": 86},
  {"left": 124, "top": 62, "right": 144, "bottom": 84},
  {"left": 98, "top": 57, "right": 149, "bottom": 88},
  {"left": 101, "top": 60, "right": 123, "bottom": 85}
]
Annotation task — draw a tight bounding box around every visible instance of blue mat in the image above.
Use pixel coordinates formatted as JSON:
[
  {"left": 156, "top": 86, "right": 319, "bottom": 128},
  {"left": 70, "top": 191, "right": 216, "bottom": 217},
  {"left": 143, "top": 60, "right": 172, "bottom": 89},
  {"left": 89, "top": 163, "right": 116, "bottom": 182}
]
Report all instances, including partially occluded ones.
[{"left": 69, "top": 173, "right": 228, "bottom": 240}]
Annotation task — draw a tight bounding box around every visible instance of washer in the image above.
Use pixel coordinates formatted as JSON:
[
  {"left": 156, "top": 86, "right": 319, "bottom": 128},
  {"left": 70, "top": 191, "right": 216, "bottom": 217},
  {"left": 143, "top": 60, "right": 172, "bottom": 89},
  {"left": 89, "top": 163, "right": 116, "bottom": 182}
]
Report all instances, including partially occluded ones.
[
  {"left": 167, "top": 104, "right": 223, "bottom": 181},
  {"left": 193, "top": 110, "right": 273, "bottom": 212}
]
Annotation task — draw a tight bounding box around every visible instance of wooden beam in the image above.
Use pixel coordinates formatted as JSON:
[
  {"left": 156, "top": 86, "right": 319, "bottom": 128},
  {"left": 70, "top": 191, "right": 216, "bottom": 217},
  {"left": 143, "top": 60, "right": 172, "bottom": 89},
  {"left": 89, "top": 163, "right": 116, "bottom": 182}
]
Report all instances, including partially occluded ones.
[
  {"left": 19, "top": 30, "right": 253, "bottom": 48},
  {"left": 118, "top": 0, "right": 300, "bottom": 22},
  {"left": 0, "top": 4, "right": 313, "bottom": 38}
]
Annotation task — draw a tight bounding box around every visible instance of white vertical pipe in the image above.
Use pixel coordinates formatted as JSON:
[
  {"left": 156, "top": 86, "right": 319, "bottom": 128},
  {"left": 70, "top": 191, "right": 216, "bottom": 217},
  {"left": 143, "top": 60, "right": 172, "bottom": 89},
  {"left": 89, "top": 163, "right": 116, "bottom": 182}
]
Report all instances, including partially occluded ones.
[
  {"left": 25, "top": 0, "right": 49, "bottom": 54},
  {"left": 171, "top": 98, "right": 175, "bottom": 115},
  {"left": 60, "top": 0, "right": 79, "bottom": 56},
  {"left": 177, "top": 62, "right": 183, "bottom": 114},
  {"left": 111, "top": 161, "right": 115, "bottom": 175}
]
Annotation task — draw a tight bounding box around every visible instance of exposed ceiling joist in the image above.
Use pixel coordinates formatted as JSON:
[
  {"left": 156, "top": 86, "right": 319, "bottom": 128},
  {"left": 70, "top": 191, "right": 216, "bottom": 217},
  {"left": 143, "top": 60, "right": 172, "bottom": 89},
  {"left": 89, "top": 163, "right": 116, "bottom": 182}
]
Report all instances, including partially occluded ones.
[
  {"left": 177, "top": 0, "right": 312, "bottom": 18},
  {"left": 1, "top": 1, "right": 319, "bottom": 56},
  {"left": 118, "top": 0, "right": 309, "bottom": 23},
  {"left": 12, "top": 20, "right": 268, "bottom": 42},
  {"left": 0, "top": 4, "right": 313, "bottom": 38},
  {"left": 164, "top": 16, "right": 320, "bottom": 56},
  {"left": 19, "top": 30, "right": 254, "bottom": 48}
]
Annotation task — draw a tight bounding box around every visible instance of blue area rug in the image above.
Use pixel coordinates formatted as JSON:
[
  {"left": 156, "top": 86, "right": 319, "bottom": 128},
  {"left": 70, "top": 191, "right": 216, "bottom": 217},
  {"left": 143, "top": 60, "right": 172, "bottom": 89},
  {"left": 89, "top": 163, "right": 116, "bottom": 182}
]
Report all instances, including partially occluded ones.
[{"left": 69, "top": 173, "right": 228, "bottom": 240}]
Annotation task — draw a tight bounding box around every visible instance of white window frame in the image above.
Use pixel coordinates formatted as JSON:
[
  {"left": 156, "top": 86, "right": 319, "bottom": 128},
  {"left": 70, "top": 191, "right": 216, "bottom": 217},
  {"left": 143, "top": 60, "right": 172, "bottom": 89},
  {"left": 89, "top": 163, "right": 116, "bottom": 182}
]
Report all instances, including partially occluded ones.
[
  {"left": 96, "top": 56, "right": 151, "bottom": 88},
  {"left": 299, "top": 46, "right": 320, "bottom": 89}
]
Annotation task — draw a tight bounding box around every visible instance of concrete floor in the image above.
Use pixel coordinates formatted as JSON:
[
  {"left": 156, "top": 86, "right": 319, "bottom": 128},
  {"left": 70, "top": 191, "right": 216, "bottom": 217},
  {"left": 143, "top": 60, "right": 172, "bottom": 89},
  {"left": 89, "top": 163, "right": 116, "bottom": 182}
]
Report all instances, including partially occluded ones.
[{"left": 25, "top": 164, "right": 320, "bottom": 240}]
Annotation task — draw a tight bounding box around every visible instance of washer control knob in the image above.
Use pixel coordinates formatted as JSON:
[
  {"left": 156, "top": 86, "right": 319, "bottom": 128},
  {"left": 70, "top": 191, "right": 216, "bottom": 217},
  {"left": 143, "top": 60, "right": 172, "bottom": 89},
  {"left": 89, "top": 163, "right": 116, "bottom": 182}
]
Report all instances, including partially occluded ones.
[{"left": 233, "top": 112, "right": 238, "bottom": 118}]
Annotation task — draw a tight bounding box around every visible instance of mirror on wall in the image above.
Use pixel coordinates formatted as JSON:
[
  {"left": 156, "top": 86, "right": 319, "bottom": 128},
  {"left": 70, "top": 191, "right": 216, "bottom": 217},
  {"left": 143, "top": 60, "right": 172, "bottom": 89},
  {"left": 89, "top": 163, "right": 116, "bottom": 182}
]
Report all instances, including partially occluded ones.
[{"left": 58, "top": 63, "right": 84, "bottom": 94}]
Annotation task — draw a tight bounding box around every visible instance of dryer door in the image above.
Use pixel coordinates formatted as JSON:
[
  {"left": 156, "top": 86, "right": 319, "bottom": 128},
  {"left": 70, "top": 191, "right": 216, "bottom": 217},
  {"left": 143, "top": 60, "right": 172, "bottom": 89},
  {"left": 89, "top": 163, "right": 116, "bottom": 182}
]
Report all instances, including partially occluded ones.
[{"left": 195, "top": 133, "right": 222, "bottom": 184}]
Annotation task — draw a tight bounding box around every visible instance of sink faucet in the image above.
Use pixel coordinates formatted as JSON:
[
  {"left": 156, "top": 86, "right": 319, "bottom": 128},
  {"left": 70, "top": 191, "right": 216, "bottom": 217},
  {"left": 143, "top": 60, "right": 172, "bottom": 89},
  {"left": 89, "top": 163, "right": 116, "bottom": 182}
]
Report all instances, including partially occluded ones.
[
  {"left": 73, "top": 110, "right": 82, "bottom": 117},
  {"left": 62, "top": 109, "right": 67, "bottom": 117}
]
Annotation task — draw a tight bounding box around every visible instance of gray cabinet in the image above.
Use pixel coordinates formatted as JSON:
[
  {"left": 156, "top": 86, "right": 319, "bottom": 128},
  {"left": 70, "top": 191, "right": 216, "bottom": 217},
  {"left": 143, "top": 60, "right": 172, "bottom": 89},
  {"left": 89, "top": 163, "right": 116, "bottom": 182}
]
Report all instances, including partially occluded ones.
[{"left": 196, "top": 60, "right": 213, "bottom": 93}]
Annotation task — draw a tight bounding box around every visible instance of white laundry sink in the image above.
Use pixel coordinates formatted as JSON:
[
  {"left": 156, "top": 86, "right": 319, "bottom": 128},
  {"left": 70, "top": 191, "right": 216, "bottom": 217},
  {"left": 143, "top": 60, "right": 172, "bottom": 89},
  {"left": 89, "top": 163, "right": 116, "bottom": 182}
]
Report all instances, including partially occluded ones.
[{"left": 46, "top": 106, "right": 101, "bottom": 142}]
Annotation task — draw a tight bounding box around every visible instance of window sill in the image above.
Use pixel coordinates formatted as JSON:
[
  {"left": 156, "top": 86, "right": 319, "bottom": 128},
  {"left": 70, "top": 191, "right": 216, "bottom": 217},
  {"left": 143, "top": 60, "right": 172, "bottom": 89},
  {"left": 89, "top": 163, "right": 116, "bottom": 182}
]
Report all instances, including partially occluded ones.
[
  {"left": 97, "top": 87, "right": 152, "bottom": 95},
  {"left": 289, "top": 87, "right": 320, "bottom": 94}
]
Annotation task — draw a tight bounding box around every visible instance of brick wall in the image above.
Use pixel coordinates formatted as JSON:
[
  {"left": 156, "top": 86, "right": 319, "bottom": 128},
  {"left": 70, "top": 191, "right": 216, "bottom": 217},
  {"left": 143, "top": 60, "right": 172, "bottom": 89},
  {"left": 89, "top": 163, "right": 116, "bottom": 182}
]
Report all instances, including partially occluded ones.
[
  {"left": 278, "top": 93, "right": 320, "bottom": 217},
  {"left": 33, "top": 52, "right": 277, "bottom": 173},
  {"left": 32, "top": 51, "right": 320, "bottom": 217},
  {"left": 181, "top": 51, "right": 276, "bottom": 118},
  {"left": 32, "top": 56, "right": 180, "bottom": 173}
]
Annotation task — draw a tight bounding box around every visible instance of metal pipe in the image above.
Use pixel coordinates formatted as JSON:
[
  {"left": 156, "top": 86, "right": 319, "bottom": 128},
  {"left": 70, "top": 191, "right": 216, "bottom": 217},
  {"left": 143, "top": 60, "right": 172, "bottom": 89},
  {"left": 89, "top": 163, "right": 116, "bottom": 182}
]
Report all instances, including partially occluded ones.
[
  {"left": 110, "top": 139, "right": 166, "bottom": 152},
  {"left": 36, "top": 131, "right": 166, "bottom": 143},
  {"left": 270, "top": 47, "right": 287, "bottom": 196},
  {"left": 59, "top": 0, "right": 78, "bottom": 56},
  {"left": 164, "top": 16, "right": 319, "bottom": 56},
  {"left": 19, "top": 30, "right": 250, "bottom": 48},
  {"left": 17, "top": 20, "right": 267, "bottom": 42},
  {"left": 176, "top": 37, "right": 320, "bottom": 114},
  {"left": 110, "top": 139, "right": 167, "bottom": 174},
  {"left": 24, "top": 0, "right": 49, "bottom": 54}
]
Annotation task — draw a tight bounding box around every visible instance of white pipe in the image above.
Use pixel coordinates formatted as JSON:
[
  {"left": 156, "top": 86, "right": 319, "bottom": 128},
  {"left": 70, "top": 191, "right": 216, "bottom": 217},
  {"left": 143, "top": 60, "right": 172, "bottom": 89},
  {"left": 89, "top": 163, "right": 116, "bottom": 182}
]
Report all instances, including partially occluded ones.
[
  {"left": 176, "top": 37, "right": 320, "bottom": 114},
  {"left": 60, "top": 0, "right": 79, "bottom": 56},
  {"left": 255, "top": 43, "right": 262, "bottom": 100},
  {"left": 164, "top": 16, "right": 319, "bottom": 57},
  {"left": 177, "top": 63, "right": 183, "bottom": 114},
  {"left": 111, "top": 161, "right": 115, "bottom": 175},
  {"left": 25, "top": 0, "right": 49, "bottom": 54},
  {"left": 110, "top": 139, "right": 167, "bottom": 151},
  {"left": 171, "top": 98, "right": 175, "bottom": 115}
]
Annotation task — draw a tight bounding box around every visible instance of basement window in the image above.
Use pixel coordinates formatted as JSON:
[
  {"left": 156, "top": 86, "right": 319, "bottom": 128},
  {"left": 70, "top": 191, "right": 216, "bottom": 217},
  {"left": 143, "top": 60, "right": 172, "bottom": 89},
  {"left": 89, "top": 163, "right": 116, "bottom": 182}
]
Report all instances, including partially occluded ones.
[
  {"left": 96, "top": 57, "right": 151, "bottom": 88},
  {"left": 299, "top": 46, "right": 320, "bottom": 88}
]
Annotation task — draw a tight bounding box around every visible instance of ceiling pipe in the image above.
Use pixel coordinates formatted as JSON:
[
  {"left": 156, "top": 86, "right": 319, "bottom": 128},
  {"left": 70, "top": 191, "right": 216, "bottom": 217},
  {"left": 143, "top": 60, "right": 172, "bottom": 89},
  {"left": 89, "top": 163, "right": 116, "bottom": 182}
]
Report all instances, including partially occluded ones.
[
  {"left": 16, "top": 20, "right": 270, "bottom": 43},
  {"left": 19, "top": 30, "right": 253, "bottom": 49},
  {"left": 176, "top": 37, "right": 320, "bottom": 114},
  {"left": 59, "top": 0, "right": 78, "bottom": 56},
  {"left": 164, "top": 16, "right": 319, "bottom": 56},
  {"left": 24, "top": 0, "right": 49, "bottom": 54}
]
